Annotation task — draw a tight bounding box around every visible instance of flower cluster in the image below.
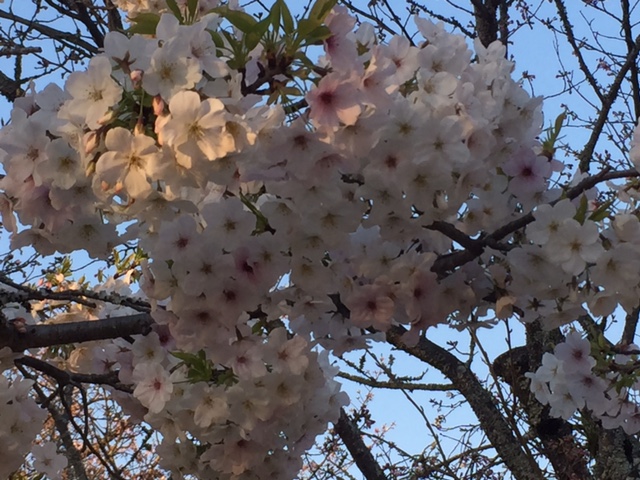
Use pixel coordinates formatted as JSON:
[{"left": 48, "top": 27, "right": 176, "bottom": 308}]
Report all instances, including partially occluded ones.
[
  {"left": 0, "top": 376, "right": 48, "bottom": 478},
  {"left": 115, "top": 327, "right": 347, "bottom": 479},
  {"left": 526, "top": 332, "right": 640, "bottom": 434}
]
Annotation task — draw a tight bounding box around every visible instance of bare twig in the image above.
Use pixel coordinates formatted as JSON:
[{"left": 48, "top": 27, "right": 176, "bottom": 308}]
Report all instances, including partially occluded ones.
[
  {"left": 385, "top": 324, "right": 544, "bottom": 480},
  {"left": 578, "top": 34, "right": 640, "bottom": 172}
]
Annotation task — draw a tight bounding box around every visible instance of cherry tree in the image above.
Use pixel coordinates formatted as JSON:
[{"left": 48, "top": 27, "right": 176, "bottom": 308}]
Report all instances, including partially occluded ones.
[{"left": 1, "top": 0, "right": 640, "bottom": 479}]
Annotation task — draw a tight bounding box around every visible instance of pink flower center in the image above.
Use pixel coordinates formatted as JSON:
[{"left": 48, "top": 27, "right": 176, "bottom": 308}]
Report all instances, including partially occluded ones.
[{"left": 319, "top": 91, "right": 335, "bottom": 106}]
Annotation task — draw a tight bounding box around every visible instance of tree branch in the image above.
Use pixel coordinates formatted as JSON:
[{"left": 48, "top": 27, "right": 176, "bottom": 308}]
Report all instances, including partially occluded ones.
[
  {"left": 473, "top": 0, "right": 500, "bottom": 47},
  {"left": 15, "top": 355, "right": 132, "bottom": 392},
  {"left": 0, "top": 8, "right": 99, "bottom": 56},
  {"left": 70, "top": 0, "right": 106, "bottom": 48},
  {"left": 431, "top": 167, "right": 640, "bottom": 275},
  {"left": 337, "top": 371, "right": 455, "bottom": 391},
  {"left": 385, "top": 324, "right": 544, "bottom": 480},
  {"left": 0, "top": 314, "right": 154, "bottom": 351},
  {"left": 0, "top": 274, "right": 152, "bottom": 311},
  {"left": 622, "top": 306, "right": 640, "bottom": 346},
  {"left": 104, "top": 0, "right": 124, "bottom": 32},
  {"left": 333, "top": 408, "right": 387, "bottom": 480},
  {"left": 578, "top": 34, "right": 640, "bottom": 172},
  {"left": 17, "top": 364, "right": 91, "bottom": 480},
  {"left": 621, "top": 0, "right": 640, "bottom": 121},
  {"left": 553, "top": 0, "right": 605, "bottom": 103},
  {"left": 0, "top": 69, "right": 22, "bottom": 102}
]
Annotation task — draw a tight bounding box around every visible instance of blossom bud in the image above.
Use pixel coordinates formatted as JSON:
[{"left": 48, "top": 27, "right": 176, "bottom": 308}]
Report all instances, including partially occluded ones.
[
  {"left": 130, "top": 69, "right": 143, "bottom": 88},
  {"left": 134, "top": 119, "right": 145, "bottom": 136},
  {"left": 97, "top": 110, "right": 114, "bottom": 126},
  {"left": 84, "top": 131, "right": 99, "bottom": 154},
  {"left": 155, "top": 114, "right": 169, "bottom": 145},
  {"left": 153, "top": 95, "right": 165, "bottom": 116}
]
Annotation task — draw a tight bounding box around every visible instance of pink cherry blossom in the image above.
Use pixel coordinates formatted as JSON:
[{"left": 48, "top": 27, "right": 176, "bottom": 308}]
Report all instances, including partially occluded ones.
[
  {"left": 306, "top": 73, "right": 362, "bottom": 128},
  {"left": 503, "top": 146, "right": 552, "bottom": 195}
]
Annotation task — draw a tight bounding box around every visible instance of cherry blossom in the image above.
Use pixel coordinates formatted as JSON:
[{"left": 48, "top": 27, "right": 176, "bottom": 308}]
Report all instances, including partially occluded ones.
[
  {"left": 132, "top": 362, "right": 173, "bottom": 414},
  {"left": 61, "top": 56, "right": 122, "bottom": 129},
  {"left": 32, "top": 442, "right": 68, "bottom": 480},
  {"left": 161, "top": 90, "right": 233, "bottom": 163},
  {"left": 503, "top": 146, "right": 552, "bottom": 196},
  {"left": 306, "top": 73, "right": 362, "bottom": 127},
  {"left": 94, "top": 127, "right": 162, "bottom": 199}
]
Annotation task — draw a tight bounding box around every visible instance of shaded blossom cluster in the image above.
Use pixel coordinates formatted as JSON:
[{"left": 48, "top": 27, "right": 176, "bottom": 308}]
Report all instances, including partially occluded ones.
[{"left": 526, "top": 332, "right": 640, "bottom": 433}]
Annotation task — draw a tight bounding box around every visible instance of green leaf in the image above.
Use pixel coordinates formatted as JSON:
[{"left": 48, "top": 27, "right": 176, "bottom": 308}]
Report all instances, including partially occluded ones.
[
  {"left": 309, "top": 0, "right": 338, "bottom": 22},
  {"left": 172, "top": 350, "right": 215, "bottom": 383},
  {"left": 212, "top": 7, "right": 258, "bottom": 33},
  {"left": 302, "top": 25, "right": 333, "bottom": 46},
  {"left": 541, "top": 112, "right": 566, "bottom": 156},
  {"left": 588, "top": 199, "right": 613, "bottom": 222},
  {"left": 254, "top": 16, "right": 272, "bottom": 37},
  {"left": 209, "top": 30, "right": 225, "bottom": 49},
  {"left": 187, "top": 0, "right": 199, "bottom": 20},
  {"left": 297, "top": 18, "right": 320, "bottom": 38},
  {"left": 294, "top": 50, "right": 320, "bottom": 70},
  {"left": 127, "top": 13, "right": 161, "bottom": 35},
  {"left": 171, "top": 351, "right": 199, "bottom": 363},
  {"left": 244, "top": 32, "right": 262, "bottom": 52},
  {"left": 219, "top": 30, "right": 246, "bottom": 69},
  {"left": 165, "top": 0, "right": 184, "bottom": 23},
  {"left": 269, "top": 0, "right": 281, "bottom": 30},
  {"left": 244, "top": 16, "right": 271, "bottom": 51},
  {"left": 574, "top": 195, "right": 589, "bottom": 224},
  {"left": 280, "top": 0, "right": 294, "bottom": 34},
  {"left": 239, "top": 191, "right": 272, "bottom": 233},
  {"left": 554, "top": 112, "right": 566, "bottom": 134}
]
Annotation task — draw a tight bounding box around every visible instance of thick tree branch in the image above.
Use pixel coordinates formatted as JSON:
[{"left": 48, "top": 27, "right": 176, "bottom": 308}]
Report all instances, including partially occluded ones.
[
  {"left": 385, "top": 324, "right": 544, "bottom": 480},
  {"left": 0, "top": 274, "right": 152, "bottom": 311},
  {"left": 105, "top": 0, "right": 124, "bottom": 32},
  {"left": 16, "top": 355, "right": 132, "bottom": 392},
  {"left": 0, "top": 69, "right": 22, "bottom": 102},
  {"left": 426, "top": 220, "right": 484, "bottom": 253},
  {"left": 473, "top": 0, "right": 500, "bottom": 47},
  {"left": 622, "top": 306, "right": 640, "bottom": 346},
  {"left": 431, "top": 167, "right": 640, "bottom": 275},
  {"left": 594, "top": 428, "right": 640, "bottom": 479},
  {"left": 70, "top": 0, "right": 106, "bottom": 48},
  {"left": 621, "top": 0, "right": 640, "bottom": 121},
  {"left": 333, "top": 408, "right": 387, "bottom": 480},
  {"left": 0, "top": 46, "right": 42, "bottom": 56},
  {"left": 0, "top": 314, "right": 154, "bottom": 351}
]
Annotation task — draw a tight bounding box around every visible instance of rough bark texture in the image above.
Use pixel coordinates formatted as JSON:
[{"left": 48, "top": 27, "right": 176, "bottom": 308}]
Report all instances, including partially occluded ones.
[
  {"left": 333, "top": 408, "right": 387, "bottom": 480},
  {"left": 594, "top": 428, "right": 640, "bottom": 480},
  {"left": 473, "top": 0, "right": 500, "bottom": 47},
  {"left": 0, "top": 314, "right": 154, "bottom": 351}
]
